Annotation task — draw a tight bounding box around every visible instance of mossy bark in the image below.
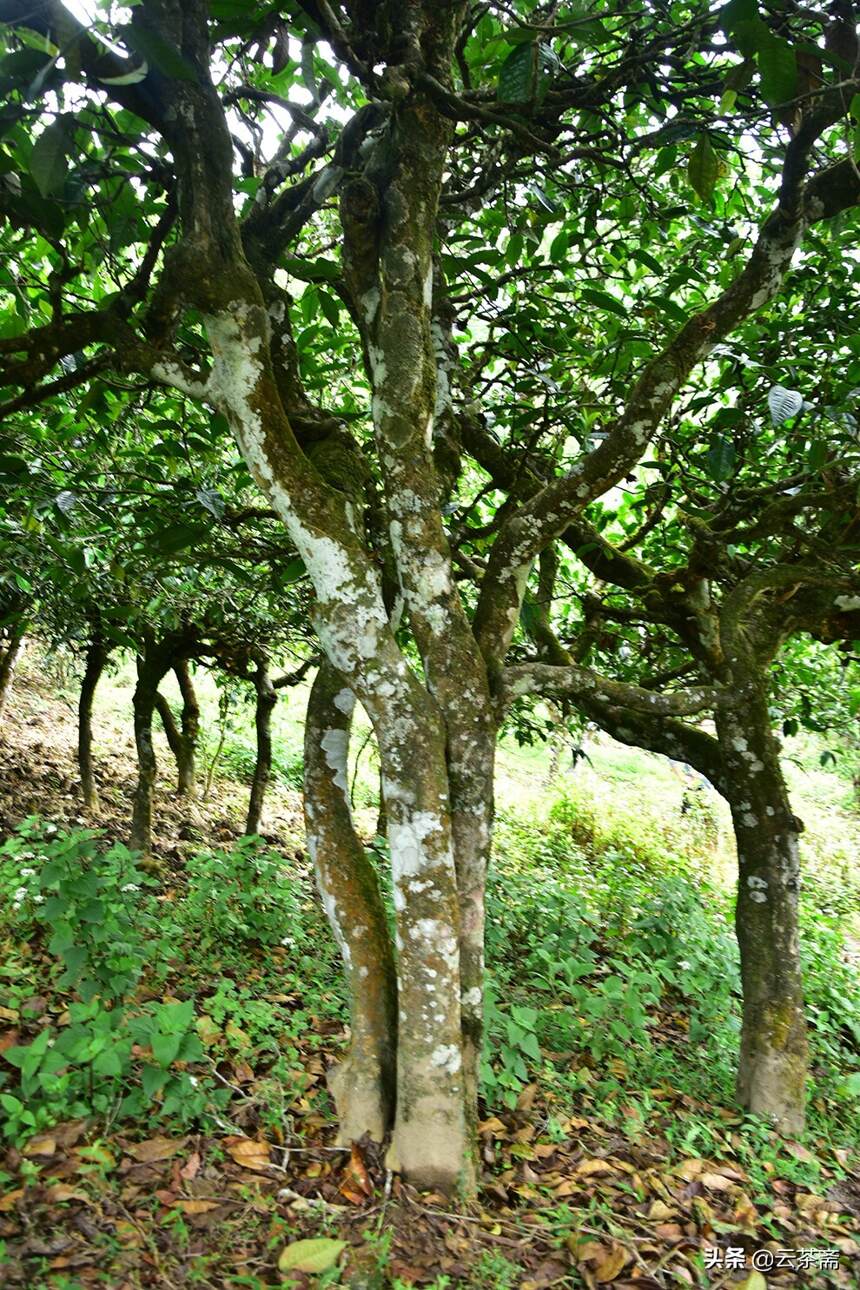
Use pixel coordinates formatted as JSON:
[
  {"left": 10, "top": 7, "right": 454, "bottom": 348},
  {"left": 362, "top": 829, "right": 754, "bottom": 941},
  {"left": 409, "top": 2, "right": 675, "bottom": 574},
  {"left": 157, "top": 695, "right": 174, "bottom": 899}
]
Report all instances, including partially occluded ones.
[
  {"left": 717, "top": 690, "right": 807, "bottom": 1135},
  {"left": 304, "top": 660, "right": 397, "bottom": 1142},
  {"left": 78, "top": 635, "right": 108, "bottom": 814}
]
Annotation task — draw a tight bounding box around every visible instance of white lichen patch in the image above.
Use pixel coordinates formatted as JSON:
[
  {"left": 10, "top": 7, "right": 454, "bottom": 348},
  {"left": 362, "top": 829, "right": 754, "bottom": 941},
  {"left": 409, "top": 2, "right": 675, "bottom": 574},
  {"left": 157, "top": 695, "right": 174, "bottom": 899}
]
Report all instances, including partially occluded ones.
[
  {"left": 321, "top": 727, "right": 350, "bottom": 802},
  {"left": 430, "top": 1044, "right": 462, "bottom": 1075},
  {"left": 389, "top": 812, "right": 445, "bottom": 880}
]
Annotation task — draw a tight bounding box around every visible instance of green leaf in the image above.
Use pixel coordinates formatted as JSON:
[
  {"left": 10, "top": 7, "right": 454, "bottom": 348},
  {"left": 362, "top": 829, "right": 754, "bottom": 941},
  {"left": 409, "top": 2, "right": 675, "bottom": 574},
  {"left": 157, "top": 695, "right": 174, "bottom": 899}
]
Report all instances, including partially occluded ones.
[
  {"left": 720, "top": 58, "right": 755, "bottom": 112},
  {"left": 317, "top": 290, "right": 340, "bottom": 326},
  {"left": 706, "top": 434, "right": 736, "bottom": 481},
  {"left": 120, "top": 25, "right": 197, "bottom": 81},
  {"left": 720, "top": 0, "right": 758, "bottom": 36},
  {"left": 0, "top": 49, "right": 56, "bottom": 98},
  {"left": 152, "top": 523, "right": 206, "bottom": 556},
  {"left": 580, "top": 287, "right": 627, "bottom": 318},
  {"left": 278, "top": 1238, "right": 347, "bottom": 1275},
  {"left": 758, "top": 32, "right": 796, "bottom": 107},
  {"left": 687, "top": 135, "right": 719, "bottom": 203},
  {"left": 282, "top": 257, "right": 341, "bottom": 283},
  {"left": 768, "top": 384, "right": 803, "bottom": 425},
  {"left": 141, "top": 1064, "right": 168, "bottom": 1098},
  {"left": 151, "top": 1031, "right": 183, "bottom": 1067},
  {"left": 92, "top": 1046, "right": 124, "bottom": 1077},
  {"left": 497, "top": 41, "right": 557, "bottom": 104},
  {"left": 30, "top": 118, "right": 72, "bottom": 197},
  {"left": 498, "top": 42, "right": 537, "bottom": 103}
]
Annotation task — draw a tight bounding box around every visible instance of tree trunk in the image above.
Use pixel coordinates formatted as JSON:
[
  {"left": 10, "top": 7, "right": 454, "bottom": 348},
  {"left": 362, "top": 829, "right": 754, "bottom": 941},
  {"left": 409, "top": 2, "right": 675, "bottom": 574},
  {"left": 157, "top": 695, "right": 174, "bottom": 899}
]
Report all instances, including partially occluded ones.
[
  {"left": 304, "top": 660, "right": 398, "bottom": 1142},
  {"left": 0, "top": 626, "right": 25, "bottom": 725},
  {"left": 155, "top": 691, "right": 183, "bottom": 760},
  {"left": 174, "top": 659, "right": 199, "bottom": 797},
  {"left": 78, "top": 635, "right": 108, "bottom": 813},
  {"left": 131, "top": 647, "right": 172, "bottom": 854},
  {"left": 246, "top": 655, "right": 276, "bottom": 835},
  {"left": 716, "top": 686, "right": 807, "bottom": 1135},
  {"left": 375, "top": 766, "right": 387, "bottom": 838},
  {"left": 154, "top": 661, "right": 199, "bottom": 797}
]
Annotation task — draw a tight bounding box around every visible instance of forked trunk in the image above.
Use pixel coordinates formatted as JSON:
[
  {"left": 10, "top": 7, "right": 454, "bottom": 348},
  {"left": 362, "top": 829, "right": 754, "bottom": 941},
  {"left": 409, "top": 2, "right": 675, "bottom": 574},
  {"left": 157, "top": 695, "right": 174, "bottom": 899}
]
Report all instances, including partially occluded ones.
[
  {"left": 246, "top": 656, "right": 276, "bottom": 835},
  {"left": 78, "top": 635, "right": 109, "bottom": 813},
  {"left": 304, "top": 661, "right": 397, "bottom": 1141},
  {"left": 717, "top": 692, "right": 807, "bottom": 1135}
]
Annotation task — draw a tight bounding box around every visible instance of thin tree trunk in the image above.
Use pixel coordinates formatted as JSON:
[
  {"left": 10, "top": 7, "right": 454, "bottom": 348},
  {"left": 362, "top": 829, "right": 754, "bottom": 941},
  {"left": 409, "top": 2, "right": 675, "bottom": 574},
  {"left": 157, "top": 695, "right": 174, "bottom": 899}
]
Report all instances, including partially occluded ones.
[
  {"left": 375, "top": 766, "right": 386, "bottom": 838},
  {"left": 174, "top": 659, "right": 199, "bottom": 797},
  {"left": 155, "top": 691, "right": 183, "bottom": 762},
  {"left": 0, "top": 626, "right": 25, "bottom": 725},
  {"left": 716, "top": 687, "right": 807, "bottom": 1135},
  {"left": 246, "top": 655, "right": 276, "bottom": 835},
  {"left": 154, "top": 661, "right": 199, "bottom": 797},
  {"left": 131, "top": 647, "right": 172, "bottom": 855},
  {"left": 304, "top": 660, "right": 397, "bottom": 1142},
  {"left": 78, "top": 634, "right": 108, "bottom": 813}
]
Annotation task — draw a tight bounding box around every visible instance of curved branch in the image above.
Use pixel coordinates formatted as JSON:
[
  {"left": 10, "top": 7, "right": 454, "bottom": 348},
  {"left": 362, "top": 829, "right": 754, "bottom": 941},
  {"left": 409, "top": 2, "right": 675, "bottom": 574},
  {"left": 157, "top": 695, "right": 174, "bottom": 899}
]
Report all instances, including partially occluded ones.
[{"left": 501, "top": 660, "right": 724, "bottom": 719}]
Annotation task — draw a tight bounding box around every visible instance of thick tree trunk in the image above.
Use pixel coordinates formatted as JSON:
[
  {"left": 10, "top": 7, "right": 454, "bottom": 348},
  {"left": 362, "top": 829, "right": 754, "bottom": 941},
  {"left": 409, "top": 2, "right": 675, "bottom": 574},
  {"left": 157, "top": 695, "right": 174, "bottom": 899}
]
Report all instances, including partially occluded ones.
[
  {"left": 78, "top": 635, "right": 108, "bottom": 813},
  {"left": 716, "top": 688, "right": 807, "bottom": 1135},
  {"left": 0, "top": 627, "right": 25, "bottom": 725},
  {"left": 246, "top": 656, "right": 276, "bottom": 835},
  {"left": 373, "top": 686, "right": 474, "bottom": 1192},
  {"left": 131, "top": 647, "right": 173, "bottom": 854},
  {"left": 304, "top": 661, "right": 397, "bottom": 1142}
]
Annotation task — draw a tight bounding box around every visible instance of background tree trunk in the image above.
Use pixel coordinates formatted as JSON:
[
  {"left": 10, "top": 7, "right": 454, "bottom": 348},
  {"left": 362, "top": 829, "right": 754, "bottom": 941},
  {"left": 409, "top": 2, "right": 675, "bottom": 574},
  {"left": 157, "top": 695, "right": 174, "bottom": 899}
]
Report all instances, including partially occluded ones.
[
  {"left": 717, "top": 689, "right": 808, "bottom": 1135},
  {"left": 78, "top": 634, "right": 109, "bottom": 813},
  {"left": 131, "top": 646, "right": 172, "bottom": 854},
  {"left": 304, "top": 661, "right": 398, "bottom": 1143},
  {"left": 154, "top": 660, "right": 199, "bottom": 797},
  {"left": 375, "top": 766, "right": 386, "bottom": 838},
  {"left": 174, "top": 659, "right": 199, "bottom": 797},
  {"left": 246, "top": 655, "right": 276, "bottom": 835},
  {"left": 0, "top": 626, "right": 25, "bottom": 725}
]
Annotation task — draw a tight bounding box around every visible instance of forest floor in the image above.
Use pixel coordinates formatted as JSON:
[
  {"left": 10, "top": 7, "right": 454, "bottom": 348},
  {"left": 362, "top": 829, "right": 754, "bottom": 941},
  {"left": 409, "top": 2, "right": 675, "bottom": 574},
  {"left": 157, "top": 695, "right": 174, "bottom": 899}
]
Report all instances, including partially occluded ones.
[{"left": 1, "top": 657, "right": 859, "bottom": 1289}]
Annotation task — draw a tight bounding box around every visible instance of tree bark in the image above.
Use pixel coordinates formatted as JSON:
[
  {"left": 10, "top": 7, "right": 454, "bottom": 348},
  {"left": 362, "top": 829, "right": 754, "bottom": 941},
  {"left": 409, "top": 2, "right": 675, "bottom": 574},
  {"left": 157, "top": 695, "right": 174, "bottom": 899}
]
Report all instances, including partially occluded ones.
[
  {"left": 304, "top": 660, "right": 398, "bottom": 1142},
  {"left": 246, "top": 655, "right": 276, "bottom": 835},
  {"left": 0, "top": 626, "right": 25, "bottom": 725},
  {"left": 131, "top": 644, "right": 173, "bottom": 855},
  {"left": 154, "top": 661, "right": 199, "bottom": 797},
  {"left": 716, "top": 685, "right": 807, "bottom": 1135},
  {"left": 174, "top": 659, "right": 199, "bottom": 797},
  {"left": 78, "top": 634, "right": 108, "bottom": 813}
]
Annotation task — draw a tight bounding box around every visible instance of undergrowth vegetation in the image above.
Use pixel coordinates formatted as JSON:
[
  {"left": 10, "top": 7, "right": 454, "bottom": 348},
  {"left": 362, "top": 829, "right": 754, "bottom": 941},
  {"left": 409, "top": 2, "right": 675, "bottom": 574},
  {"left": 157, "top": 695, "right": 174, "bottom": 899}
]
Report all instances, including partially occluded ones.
[{"left": 3, "top": 788, "right": 858, "bottom": 1164}]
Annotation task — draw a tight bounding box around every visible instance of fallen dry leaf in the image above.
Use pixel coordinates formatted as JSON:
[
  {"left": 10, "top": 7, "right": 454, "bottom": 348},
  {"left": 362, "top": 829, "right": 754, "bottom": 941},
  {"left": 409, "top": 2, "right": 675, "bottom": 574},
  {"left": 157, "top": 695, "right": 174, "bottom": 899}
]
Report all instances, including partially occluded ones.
[
  {"left": 126, "top": 1136, "right": 186, "bottom": 1163},
  {"left": 224, "top": 1135, "right": 271, "bottom": 1173},
  {"left": 23, "top": 1134, "right": 56, "bottom": 1157},
  {"left": 180, "top": 1151, "right": 201, "bottom": 1180},
  {"left": 173, "top": 1199, "right": 222, "bottom": 1214},
  {"left": 576, "top": 1157, "right": 615, "bottom": 1176},
  {"left": 699, "top": 1172, "right": 735, "bottom": 1192},
  {"left": 44, "top": 1184, "right": 88, "bottom": 1203}
]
